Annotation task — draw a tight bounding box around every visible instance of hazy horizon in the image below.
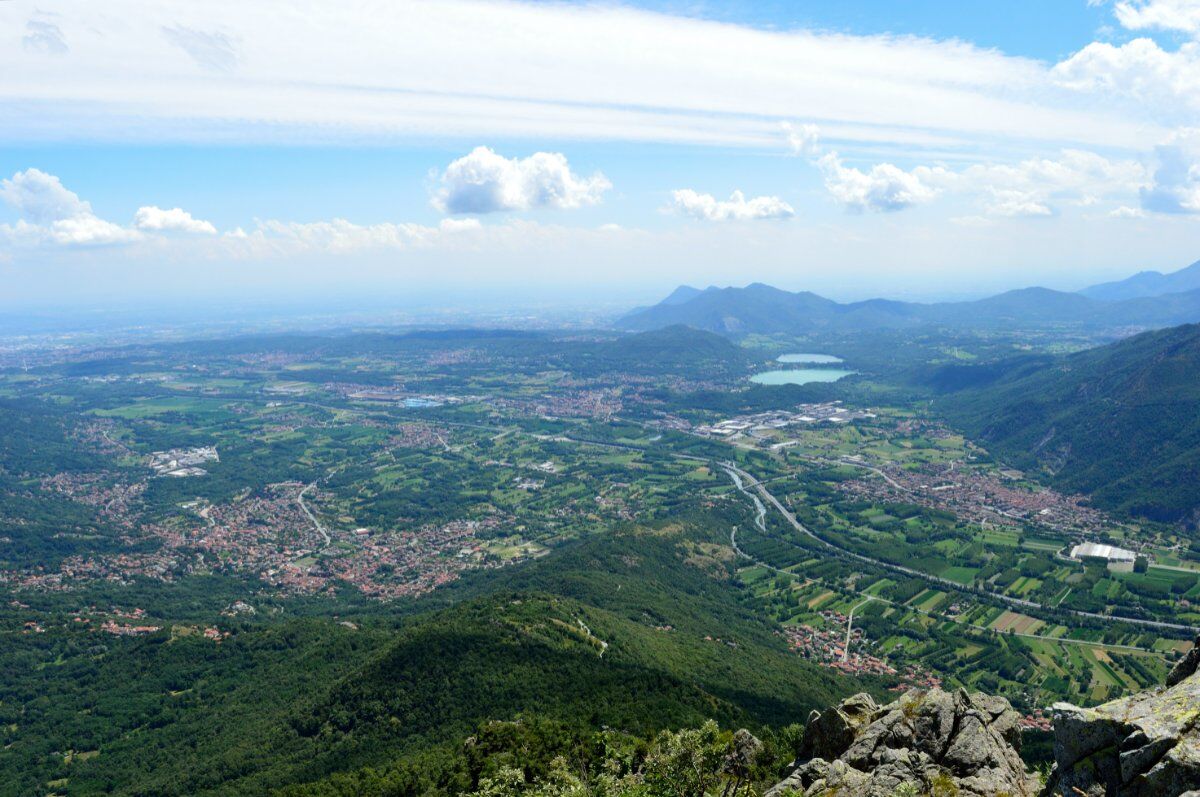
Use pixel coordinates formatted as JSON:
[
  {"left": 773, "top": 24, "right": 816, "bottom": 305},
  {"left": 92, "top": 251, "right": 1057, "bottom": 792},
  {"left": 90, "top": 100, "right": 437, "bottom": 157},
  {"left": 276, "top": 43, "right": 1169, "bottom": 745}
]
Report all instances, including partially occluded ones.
[{"left": 5, "top": 0, "right": 1200, "bottom": 312}]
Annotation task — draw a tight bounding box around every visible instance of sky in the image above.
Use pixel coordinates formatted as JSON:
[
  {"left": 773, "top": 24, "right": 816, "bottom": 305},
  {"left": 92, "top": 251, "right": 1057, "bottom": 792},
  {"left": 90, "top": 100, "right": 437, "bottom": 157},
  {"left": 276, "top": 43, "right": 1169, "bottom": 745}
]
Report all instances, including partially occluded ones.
[{"left": 5, "top": 0, "right": 1200, "bottom": 312}]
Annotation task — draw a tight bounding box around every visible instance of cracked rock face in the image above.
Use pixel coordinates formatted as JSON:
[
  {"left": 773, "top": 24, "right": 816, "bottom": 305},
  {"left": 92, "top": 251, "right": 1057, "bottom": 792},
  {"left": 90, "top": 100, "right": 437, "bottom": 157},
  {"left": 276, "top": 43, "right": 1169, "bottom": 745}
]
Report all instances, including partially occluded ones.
[
  {"left": 767, "top": 688, "right": 1036, "bottom": 797},
  {"left": 1044, "top": 664, "right": 1200, "bottom": 796}
]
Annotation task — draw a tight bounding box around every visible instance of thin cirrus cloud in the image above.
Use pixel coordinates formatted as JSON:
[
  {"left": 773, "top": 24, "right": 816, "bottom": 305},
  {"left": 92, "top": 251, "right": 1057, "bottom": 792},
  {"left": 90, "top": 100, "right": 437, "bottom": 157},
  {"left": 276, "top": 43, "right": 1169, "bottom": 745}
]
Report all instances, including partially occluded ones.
[
  {"left": 161, "top": 25, "right": 241, "bottom": 72},
  {"left": 23, "top": 14, "right": 68, "bottom": 55},
  {"left": 669, "top": 189, "right": 794, "bottom": 221},
  {"left": 432, "top": 146, "right": 611, "bottom": 214},
  {"left": 0, "top": 0, "right": 1169, "bottom": 152}
]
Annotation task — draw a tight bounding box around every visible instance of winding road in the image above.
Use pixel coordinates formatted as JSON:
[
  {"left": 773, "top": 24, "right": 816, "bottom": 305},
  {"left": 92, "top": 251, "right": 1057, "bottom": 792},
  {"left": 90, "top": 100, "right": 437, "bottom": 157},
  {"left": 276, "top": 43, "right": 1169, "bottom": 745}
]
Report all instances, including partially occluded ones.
[
  {"left": 720, "top": 460, "right": 1194, "bottom": 634},
  {"left": 296, "top": 481, "right": 331, "bottom": 549}
]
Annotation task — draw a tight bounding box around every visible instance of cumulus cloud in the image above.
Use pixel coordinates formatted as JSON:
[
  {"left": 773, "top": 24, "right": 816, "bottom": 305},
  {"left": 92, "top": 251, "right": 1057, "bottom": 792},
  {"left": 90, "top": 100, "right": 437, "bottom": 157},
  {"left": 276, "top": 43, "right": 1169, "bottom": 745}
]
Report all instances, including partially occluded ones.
[
  {"left": 0, "top": 169, "right": 215, "bottom": 246},
  {"left": 1, "top": 168, "right": 92, "bottom": 223},
  {"left": 0, "top": 169, "right": 140, "bottom": 245},
  {"left": 1053, "top": 38, "right": 1200, "bottom": 113},
  {"left": 669, "top": 189, "right": 794, "bottom": 221},
  {"left": 432, "top": 147, "right": 610, "bottom": 215},
  {"left": 782, "top": 122, "right": 821, "bottom": 156},
  {"left": 808, "top": 147, "right": 1143, "bottom": 216},
  {"left": 1140, "top": 142, "right": 1200, "bottom": 212},
  {"left": 817, "top": 153, "right": 943, "bottom": 212},
  {"left": 134, "top": 206, "right": 217, "bottom": 234},
  {"left": 47, "top": 216, "right": 140, "bottom": 246},
  {"left": 957, "top": 149, "right": 1146, "bottom": 215},
  {"left": 985, "top": 190, "right": 1054, "bottom": 217},
  {"left": 1110, "top": 205, "right": 1148, "bottom": 217},
  {"left": 1115, "top": 0, "right": 1200, "bottom": 34}
]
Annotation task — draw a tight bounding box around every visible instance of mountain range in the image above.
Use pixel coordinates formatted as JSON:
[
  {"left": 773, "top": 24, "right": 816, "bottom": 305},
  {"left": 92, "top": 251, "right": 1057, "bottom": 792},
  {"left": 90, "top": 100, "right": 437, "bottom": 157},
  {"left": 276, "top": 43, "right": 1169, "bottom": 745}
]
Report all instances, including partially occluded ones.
[
  {"left": 620, "top": 260, "right": 1200, "bottom": 337},
  {"left": 1080, "top": 258, "right": 1200, "bottom": 301}
]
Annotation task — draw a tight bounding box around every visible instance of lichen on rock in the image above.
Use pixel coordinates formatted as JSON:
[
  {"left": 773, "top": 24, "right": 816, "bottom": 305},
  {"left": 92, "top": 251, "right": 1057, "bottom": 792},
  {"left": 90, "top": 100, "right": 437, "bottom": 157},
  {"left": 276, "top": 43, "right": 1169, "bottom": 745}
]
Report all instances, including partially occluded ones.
[{"left": 1042, "top": 641, "right": 1200, "bottom": 797}]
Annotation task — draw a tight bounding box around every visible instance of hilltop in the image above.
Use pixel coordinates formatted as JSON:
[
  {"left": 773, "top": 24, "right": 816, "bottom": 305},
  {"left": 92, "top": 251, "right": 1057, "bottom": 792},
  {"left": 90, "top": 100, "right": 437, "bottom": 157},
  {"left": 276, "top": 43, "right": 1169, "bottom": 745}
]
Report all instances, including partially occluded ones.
[{"left": 1081, "top": 258, "right": 1200, "bottom": 301}]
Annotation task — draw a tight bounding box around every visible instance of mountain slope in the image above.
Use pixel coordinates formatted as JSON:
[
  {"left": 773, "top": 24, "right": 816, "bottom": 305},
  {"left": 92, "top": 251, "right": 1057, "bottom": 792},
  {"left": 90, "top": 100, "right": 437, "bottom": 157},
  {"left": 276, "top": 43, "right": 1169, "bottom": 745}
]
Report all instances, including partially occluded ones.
[
  {"left": 10, "top": 531, "right": 860, "bottom": 796},
  {"left": 936, "top": 323, "right": 1200, "bottom": 523},
  {"left": 1081, "top": 259, "right": 1200, "bottom": 301}
]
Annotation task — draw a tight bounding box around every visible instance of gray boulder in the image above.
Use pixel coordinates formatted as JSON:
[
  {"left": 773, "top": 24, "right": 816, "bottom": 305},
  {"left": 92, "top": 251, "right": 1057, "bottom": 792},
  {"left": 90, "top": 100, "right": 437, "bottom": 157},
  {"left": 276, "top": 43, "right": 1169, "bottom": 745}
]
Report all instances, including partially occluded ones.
[
  {"left": 1043, "top": 651, "right": 1200, "bottom": 797},
  {"left": 766, "top": 688, "right": 1036, "bottom": 797}
]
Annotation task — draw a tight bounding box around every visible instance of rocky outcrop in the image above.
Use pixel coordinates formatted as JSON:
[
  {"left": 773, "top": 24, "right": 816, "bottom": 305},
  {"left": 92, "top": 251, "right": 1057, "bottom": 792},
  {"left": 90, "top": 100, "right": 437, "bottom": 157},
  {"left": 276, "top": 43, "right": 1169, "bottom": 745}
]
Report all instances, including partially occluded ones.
[
  {"left": 1043, "top": 648, "right": 1200, "bottom": 796},
  {"left": 767, "top": 688, "right": 1036, "bottom": 797}
]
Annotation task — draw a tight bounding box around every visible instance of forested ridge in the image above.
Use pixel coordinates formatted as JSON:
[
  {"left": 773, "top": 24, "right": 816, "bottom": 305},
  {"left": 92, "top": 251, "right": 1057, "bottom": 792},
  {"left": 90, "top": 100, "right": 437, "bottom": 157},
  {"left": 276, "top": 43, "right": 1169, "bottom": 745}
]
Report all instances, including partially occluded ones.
[
  {"left": 935, "top": 323, "right": 1200, "bottom": 524},
  {"left": 0, "top": 530, "right": 863, "bottom": 796}
]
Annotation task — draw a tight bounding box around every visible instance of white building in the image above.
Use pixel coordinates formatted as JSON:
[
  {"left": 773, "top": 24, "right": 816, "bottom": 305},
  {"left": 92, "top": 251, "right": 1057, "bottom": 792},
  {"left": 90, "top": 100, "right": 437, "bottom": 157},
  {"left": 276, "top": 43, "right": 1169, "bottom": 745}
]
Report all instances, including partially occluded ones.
[{"left": 1070, "top": 542, "right": 1136, "bottom": 563}]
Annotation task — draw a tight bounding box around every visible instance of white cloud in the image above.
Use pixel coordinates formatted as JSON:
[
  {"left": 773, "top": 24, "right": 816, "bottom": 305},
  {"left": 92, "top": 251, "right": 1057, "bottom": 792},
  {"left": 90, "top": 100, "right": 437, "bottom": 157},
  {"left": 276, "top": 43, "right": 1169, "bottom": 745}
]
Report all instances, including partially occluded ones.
[
  {"left": 817, "top": 153, "right": 943, "bottom": 212},
  {"left": 669, "top": 189, "right": 794, "bottom": 221},
  {"left": 782, "top": 122, "right": 821, "bottom": 156},
  {"left": 1110, "top": 205, "right": 1148, "bottom": 217},
  {"left": 161, "top": 25, "right": 240, "bottom": 72},
  {"left": 48, "top": 215, "right": 141, "bottom": 246},
  {"left": 23, "top": 15, "right": 68, "bottom": 55},
  {"left": 134, "top": 206, "right": 217, "bottom": 234},
  {"left": 1, "top": 168, "right": 91, "bottom": 223},
  {"left": 432, "top": 146, "right": 610, "bottom": 214},
  {"left": 0, "top": 0, "right": 1161, "bottom": 151},
  {"left": 237, "top": 217, "right": 486, "bottom": 255},
  {"left": 807, "top": 147, "right": 1144, "bottom": 216},
  {"left": 1053, "top": 38, "right": 1200, "bottom": 114},
  {"left": 985, "top": 190, "right": 1054, "bottom": 217},
  {"left": 1115, "top": 0, "right": 1200, "bottom": 34},
  {"left": 0, "top": 168, "right": 141, "bottom": 246},
  {"left": 956, "top": 149, "right": 1146, "bottom": 215},
  {"left": 1140, "top": 141, "right": 1200, "bottom": 212}
]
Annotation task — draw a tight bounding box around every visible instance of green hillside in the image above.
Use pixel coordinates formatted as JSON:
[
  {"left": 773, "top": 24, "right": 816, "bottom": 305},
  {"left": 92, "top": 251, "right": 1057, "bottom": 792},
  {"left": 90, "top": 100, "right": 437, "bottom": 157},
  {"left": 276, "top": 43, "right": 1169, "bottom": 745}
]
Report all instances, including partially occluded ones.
[
  {"left": 936, "top": 323, "right": 1200, "bottom": 523},
  {"left": 0, "top": 531, "right": 860, "bottom": 796}
]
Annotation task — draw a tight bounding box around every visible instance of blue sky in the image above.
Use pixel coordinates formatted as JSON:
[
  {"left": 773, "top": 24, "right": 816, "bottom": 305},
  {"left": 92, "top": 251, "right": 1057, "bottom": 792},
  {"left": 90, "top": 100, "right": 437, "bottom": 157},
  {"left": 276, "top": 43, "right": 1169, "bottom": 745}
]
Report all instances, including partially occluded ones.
[
  {"left": 622, "top": 0, "right": 1116, "bottom": 60},
  {"left": 4, "top": 0, "right": 1200, "bottom": 310}
]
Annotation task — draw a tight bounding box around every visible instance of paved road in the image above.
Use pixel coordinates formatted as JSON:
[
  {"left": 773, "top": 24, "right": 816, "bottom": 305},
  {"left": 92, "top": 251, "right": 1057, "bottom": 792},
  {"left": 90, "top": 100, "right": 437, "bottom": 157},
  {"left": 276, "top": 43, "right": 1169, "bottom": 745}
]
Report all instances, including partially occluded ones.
[
  {"left": 844, "top": 597, "right": 874, "bottom": 662},
  {"left": 296, "top": 482, "right": 331, "bottom": 548},
  {"left": 321, "top": 400, "right": 1194, "bottom": 636},
  {"left": 720, "top": 460, "right": 1195, "bottom": 634}
]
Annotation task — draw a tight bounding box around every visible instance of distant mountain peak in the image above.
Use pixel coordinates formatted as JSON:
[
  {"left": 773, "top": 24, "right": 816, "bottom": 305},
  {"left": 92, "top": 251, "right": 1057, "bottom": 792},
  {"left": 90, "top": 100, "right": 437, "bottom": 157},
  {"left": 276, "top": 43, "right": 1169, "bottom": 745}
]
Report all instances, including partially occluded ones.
[{"left": 1080, "top": 258, "right": 1200, "bottom": 301}]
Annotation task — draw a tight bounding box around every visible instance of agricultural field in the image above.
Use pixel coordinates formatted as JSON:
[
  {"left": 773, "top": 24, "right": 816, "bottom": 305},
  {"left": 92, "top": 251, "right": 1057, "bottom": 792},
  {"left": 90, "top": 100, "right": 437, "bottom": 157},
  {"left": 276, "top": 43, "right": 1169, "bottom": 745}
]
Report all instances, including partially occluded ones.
[{"left": 0, "top": 326, "right": 1195, "bottom": 724}]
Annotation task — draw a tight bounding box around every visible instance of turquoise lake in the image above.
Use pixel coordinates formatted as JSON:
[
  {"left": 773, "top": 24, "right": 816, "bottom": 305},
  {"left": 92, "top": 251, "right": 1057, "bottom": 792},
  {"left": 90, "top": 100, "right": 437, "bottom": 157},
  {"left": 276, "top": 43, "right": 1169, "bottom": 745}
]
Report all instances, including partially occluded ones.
[{"left": 750, "top": 369, "right": 856, "bottom": 385}]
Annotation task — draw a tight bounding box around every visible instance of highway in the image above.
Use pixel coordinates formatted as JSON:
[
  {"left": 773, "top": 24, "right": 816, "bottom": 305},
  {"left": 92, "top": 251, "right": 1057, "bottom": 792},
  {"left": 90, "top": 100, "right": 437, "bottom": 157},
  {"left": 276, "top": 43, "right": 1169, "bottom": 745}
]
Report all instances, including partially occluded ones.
[
  {"left": 720, "top": 460, "right": 1195, "bottom": 634},
  {"left": 364, "top": 400, "right": 1195, "bottom": 635}
]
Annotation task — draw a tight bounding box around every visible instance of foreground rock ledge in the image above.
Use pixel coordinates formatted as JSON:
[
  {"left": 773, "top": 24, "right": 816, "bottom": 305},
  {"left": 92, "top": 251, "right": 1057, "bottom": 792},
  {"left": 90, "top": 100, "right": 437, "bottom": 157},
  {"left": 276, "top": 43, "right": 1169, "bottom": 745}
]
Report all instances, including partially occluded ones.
[
  {"left": 1044, "top": 662, "right": 1200, "bottom": 796},
  {"left": 766, "top": 688, "right": 1037, "bottom": 797}
]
